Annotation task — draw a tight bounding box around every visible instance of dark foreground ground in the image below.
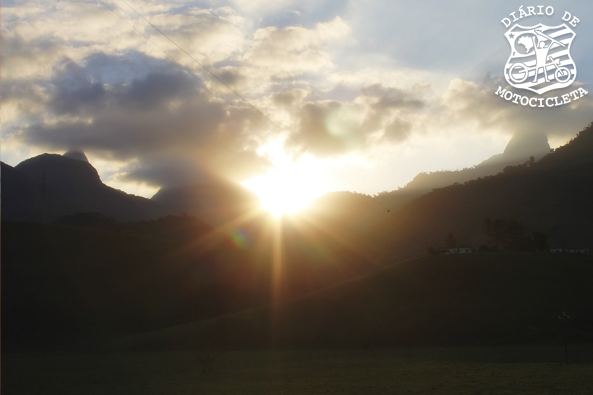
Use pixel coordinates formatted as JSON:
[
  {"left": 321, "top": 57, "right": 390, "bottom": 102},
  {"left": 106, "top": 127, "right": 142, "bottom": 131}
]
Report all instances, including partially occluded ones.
[{"left": 4, "top": 344, "right": 593, "bottom": 395}]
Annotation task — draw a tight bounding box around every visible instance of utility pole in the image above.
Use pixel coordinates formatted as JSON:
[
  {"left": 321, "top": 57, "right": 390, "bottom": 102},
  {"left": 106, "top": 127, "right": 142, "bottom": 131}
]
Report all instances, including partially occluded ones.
[
  {"left": 41, "top": 172, "right": 46, "bottom": 222},
  {"left": 559, "top": 311, "right": 570, "bottom": 364}
]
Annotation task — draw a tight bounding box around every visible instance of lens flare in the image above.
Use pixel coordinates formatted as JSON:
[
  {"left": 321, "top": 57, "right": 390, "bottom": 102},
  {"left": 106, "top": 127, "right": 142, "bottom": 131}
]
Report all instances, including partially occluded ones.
[{"left": 243, "top": 154, "right": 327, "bottom": 216}]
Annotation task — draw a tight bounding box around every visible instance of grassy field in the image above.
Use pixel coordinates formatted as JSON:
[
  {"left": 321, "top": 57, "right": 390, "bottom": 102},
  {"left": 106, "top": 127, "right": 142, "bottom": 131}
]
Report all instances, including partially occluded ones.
[
  {"left": 111, "top": 252, "right": 593, "bottom": 351},
  {"left": 4, "top": 345, "right": 593, "bottom": 395}
]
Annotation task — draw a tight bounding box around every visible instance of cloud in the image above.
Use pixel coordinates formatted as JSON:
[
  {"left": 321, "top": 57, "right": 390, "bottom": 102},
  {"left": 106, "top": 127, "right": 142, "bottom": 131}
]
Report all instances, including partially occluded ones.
[
  {"left": 146, "top": 6, "right": 247, "bottom": 64},
  {"left": 286, "top": 82, "right": 428, "bottom": 158},
  {"left": 440, "top": 76, "right": 593, "bottom": 141},
  {"left": 271, "top": 88, "right": 314, "bottom": 107},
  {"left": 13, "top": 53, "right": 271, "bottom": 187},
  {"left": 4, "top": 0, "right": 593, "bottom": 198},
  {"left": 2, "top": 3, "right": 360, "bottom": 191},
  {"left": 242, "top": 16, "right": 350, "bottom": 77}
]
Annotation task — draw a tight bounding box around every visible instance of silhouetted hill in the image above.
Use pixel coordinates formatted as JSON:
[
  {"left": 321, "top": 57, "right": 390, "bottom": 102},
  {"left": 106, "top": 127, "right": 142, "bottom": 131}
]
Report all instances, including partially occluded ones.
[
  {"left": 301, "top": 191, "right": 387, "bottom": 234},
  {"left": 2, "top": 153, "right": 165, "bottom": 222},
  {"left": 2, "top": 215, "right": 378, "bottom": 351},
  {"left": 306, "top": 131, "right": 551, "bottom": 235},
  {"left": 112, "top": 253, "right": 593, "bottom": 350},
  {"left": 3, "top": 150, "right": 265, "bottom": 230},
  {"left": 151, "top": 180, "right": 261, "bottom": 228},
  {"left": 1, "top": 220, "right": 265, "bottom": 351},
  {"left": 394, "top": 130, "right": 551, "bottom": 193},
  {"left": 365, "top": 122, "right": 593, "bottom": 260},
  {"left": 54, "top": 212, "right": 219, "bottom": 242}
]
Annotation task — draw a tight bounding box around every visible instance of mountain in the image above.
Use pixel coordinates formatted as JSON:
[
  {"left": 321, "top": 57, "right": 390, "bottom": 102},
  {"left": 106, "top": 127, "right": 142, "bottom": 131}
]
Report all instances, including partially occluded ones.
[
  {"left": 2, "top": 152, "right": 164, "bottom": 222},
  {"left": 151, "top": 179, "right": 261, "bottom": 228},
  {"left": 365, "top": 122, "right": 593, "bottom": 261},
  {"left": 1, "top": 151, "right": 263, "bottom": 228},
  {"left": 304, "top": 130, "right": 552, "bottom": 235},
  {"left": 403, "top": 129, "right": 552, "bottom": 193}
]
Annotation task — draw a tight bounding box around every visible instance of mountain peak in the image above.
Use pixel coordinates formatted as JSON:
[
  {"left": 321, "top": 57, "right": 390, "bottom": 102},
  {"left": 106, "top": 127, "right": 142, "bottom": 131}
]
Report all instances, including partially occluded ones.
[
  {"left": 63, "top": 150, "right": 89, "bottom": 163},
  {"left": 503, "top": 130, "right": 550, "bottom": 161}
]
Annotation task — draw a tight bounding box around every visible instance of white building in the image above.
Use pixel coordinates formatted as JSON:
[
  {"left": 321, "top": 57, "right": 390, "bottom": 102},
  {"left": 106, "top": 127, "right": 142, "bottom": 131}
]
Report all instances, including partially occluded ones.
[
  {"left": 439, "top": 248, "right": 472, "bottom": 254},
  {"left": 551, "top": 248, "right": 589, "bottom": 253}
]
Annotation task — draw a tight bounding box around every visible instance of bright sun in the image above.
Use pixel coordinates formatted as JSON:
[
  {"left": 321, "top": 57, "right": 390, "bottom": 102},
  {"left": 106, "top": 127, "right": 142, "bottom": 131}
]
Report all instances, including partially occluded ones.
[
  {"left": 243, "top": 172, "right": 326, "bottom": 217},
  {"left": 242, "top": 153, "right": 328, "bottom": 217}
]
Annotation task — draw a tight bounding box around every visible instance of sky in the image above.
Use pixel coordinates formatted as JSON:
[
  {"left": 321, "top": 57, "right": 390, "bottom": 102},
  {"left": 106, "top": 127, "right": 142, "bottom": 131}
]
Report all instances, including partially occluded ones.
[{"left": 2, "top": 0, "right": 593, "bottom": 208}]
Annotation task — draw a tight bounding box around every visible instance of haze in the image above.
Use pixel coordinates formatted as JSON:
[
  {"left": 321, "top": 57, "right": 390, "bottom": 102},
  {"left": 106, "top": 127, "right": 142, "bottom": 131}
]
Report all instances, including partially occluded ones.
[{"left": 2, "top": 0, "right": 593, "bottom": 211}]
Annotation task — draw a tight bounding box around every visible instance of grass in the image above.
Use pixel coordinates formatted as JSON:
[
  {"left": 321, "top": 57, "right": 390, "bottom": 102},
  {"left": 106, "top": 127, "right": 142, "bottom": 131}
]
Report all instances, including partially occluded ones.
[
  {"left": 4, "top": 345, "right": 593, "bottom": 395},
  {"left": 112, "top": 252, "right": 593, "bottom": 351}
]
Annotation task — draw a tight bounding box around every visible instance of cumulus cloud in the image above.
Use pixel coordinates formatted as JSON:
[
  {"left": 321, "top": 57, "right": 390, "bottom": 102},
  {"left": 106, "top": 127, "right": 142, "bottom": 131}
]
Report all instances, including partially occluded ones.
[
  {"left": 440, "top": 76, "right": 593, "bottom": 141},
  {"left": 4, "top": 0, "right": 592, "bottom": 198},
  {"left": 11, "top": 53, "right": 270, "bottom": 187},
  {"left": 146, "top": 6, "right": 247, "bottom": 64},
  {"left": 242, "top": 16, "right": 350, "bottom": 77},
  {"left": 286, "top": 82, "right": 429, "bottom": 158}
]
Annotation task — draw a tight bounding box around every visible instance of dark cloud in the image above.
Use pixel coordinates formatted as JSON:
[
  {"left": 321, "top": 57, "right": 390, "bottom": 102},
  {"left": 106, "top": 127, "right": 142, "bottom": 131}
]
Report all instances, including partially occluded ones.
[
  {"left": 17, "top": 53, "right": 271, "bottom": 187},
  {"left": 216, "top": 68, "right": 244, "bottom": 87},
  {"left": 384, "top": 118, "right": 412, "bottom": 142},
  {"left": 50, "top": 79, "right": 106, "bottom": 116},
  {"left": 291, "top": 101, "right": 355, "bottom": 157},
  {"left": 287, "top": 83, "right": 426, "bottom": 158},
  {"left": 119, "top": 156, "right": 211, "bottom": 188},
  {"left": 361, "top": 83, "right": 424, "bottom": 110},
  {"left": 273, "top": 91, "right": 297, "bottom": 106},
  {"left": 122, "top": 72, "right": 198, "bottom": 109},
  {"left": 358, "top": 83, "right": 425, "bottom": 138}
]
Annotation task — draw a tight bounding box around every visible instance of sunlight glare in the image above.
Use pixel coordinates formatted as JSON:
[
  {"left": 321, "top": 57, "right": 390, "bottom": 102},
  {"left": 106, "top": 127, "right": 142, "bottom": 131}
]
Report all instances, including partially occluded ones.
[{"left": 243, "top": 150, "right": 328, "bottom": 217}]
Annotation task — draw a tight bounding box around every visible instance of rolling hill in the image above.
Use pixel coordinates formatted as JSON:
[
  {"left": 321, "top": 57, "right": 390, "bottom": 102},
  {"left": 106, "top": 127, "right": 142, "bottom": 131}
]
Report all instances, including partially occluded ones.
[
  {"left": 1, "top": 216, "right": 379, "bottom": 352},
  {"left": 364, "top": 122, "right": 593, "bottom": 261},
  {"left": 303, "top": 130, "right": 552, "bottom": 235},
  {"left": 1, "top": 220, "right": 267, "bottom": 351},
  {"left": 151, "top": 181, "right": 261, "bottom": 229},
  {"left": 4, "top": 124, "right": 592, "bottom": 355},
  {"left": 111, "top": 252, "right": 593, "bottom": 351}
]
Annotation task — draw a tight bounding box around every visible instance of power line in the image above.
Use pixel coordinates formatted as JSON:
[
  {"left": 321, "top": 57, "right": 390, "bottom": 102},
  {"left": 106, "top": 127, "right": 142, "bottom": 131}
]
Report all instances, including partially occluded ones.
[
  {"left": 97, "top": 0, "right": 393, "bottom": 218},
  {"left": 93, "top": 0, "right": 443, "bottom": 250},
  {"left": 95, "top": 0, "right": 270, "bottom": 136}
]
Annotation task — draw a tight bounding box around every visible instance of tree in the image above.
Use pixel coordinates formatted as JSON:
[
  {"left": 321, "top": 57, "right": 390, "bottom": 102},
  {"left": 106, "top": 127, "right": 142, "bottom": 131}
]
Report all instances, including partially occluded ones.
[
  {"left": 532, "top": 231, "right": 549, "bottom": 252},
  {"left": 478, "top": 244, "right": 491, "bottom": 252},
  {"left": 483, "top": 218, "right": 541, "bottom": 252},
  {"left": 491, "top": 218, "right": 507, "bottom": 250},
  {"left": 483, "top": 218, "right": 495, "bottom": 249},
  {"left": 446, "top": 232, "right": 457, "bottom": 248}
]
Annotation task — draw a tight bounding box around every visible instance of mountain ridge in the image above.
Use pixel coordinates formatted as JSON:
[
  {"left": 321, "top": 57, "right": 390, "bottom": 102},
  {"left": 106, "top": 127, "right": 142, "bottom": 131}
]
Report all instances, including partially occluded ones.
[
  {"left": 305, "top": 130, "right": 553, "bottom": 235},
  {"left": 365, "top": 122, "right": 593, "bottom": 261}
]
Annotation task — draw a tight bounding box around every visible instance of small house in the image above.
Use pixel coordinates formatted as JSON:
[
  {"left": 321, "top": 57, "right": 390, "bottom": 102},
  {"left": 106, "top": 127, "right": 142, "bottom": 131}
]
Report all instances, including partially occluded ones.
[
  {"left": 550, "top": 248, "right": 589, "bottom": 254},
  {"left": 439, "top": 247, "right": 472, "bottom": 254}
]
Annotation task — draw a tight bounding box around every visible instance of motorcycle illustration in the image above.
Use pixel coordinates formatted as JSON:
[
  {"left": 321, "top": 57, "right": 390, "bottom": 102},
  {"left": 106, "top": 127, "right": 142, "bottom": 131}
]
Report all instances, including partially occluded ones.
[
  {"left": 508, "top": 29, "right": 571, "bottom": 84},
  {"left": 508, "top": 55, "right": 571, "bottom": 84}
]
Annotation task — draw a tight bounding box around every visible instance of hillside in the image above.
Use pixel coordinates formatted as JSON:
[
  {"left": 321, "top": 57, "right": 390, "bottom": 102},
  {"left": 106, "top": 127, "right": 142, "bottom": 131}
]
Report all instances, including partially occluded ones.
[
  {"left": 365, "top": 123, "right": 593, "bottom": 261},
  {"left": 2, "top": 150, "right": 262, "bottom": 229},
  {"left": 2, "top": 217, "right": 378, "bottom": 352},
  {"left": 1, "top": 153, "right": 165, "bottom": 222},
  {"left": 1, "top": 221, "right": 267, "bottom": 351},
  {"left": 304, "top": 130, "right": 551, "bottom": 235},
  {"left": 151, "top": 181, "right": 261, "bottom": 229},
  {"left": 112, "top": 252, "right": 593, "bottom": 351}
]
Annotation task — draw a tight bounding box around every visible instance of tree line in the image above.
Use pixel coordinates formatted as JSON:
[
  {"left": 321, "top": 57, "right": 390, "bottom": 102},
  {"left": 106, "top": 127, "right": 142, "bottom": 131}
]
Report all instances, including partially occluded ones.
[
  {"left": 427, "top": 218, "right": 549, "bottom": 255},
  {"left": 481, "top": 218, "right": 548, "bottom": 252}
]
